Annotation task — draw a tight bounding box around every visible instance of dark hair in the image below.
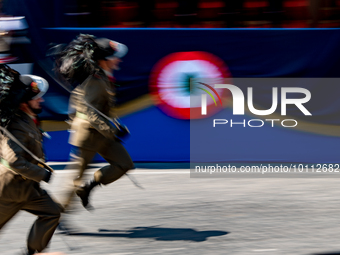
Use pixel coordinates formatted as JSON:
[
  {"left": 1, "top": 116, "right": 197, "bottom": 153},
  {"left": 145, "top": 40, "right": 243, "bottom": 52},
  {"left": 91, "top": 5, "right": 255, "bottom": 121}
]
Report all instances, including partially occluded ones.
[{"left": 0, "top": 65, "right": 29, "bottom": 127}]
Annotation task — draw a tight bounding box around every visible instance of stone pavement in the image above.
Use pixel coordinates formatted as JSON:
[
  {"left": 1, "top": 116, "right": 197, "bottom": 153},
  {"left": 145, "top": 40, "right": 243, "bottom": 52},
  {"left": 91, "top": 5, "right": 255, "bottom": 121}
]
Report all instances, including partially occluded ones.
[{"left": 1, "top": 166, "right": 340, "bottom": 255}]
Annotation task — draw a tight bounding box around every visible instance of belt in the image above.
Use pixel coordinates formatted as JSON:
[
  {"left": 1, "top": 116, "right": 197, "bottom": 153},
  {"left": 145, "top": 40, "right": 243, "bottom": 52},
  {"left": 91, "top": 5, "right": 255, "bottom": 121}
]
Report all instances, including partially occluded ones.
[
  {"left": 1, "top": 158, "right": 27, "bottom": 180},
  {"left": 76, "top": 112, "right": 96, "bottom": 129},
  {"left": 1, "top": 158, "right": 10, "bottom": 169},
  {"left": 76, "top": 111, "right": 88, "bottom": 120}
]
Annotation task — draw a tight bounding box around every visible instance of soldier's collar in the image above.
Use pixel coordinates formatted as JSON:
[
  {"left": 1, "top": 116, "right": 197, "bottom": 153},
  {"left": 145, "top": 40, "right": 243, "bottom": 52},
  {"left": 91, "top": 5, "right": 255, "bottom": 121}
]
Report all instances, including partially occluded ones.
[
  {"left": 14, "top": 111, "right": 29, "bottom": 124},
  {"left": 103, "top": 69, "right": 112, "bottom": 77}
]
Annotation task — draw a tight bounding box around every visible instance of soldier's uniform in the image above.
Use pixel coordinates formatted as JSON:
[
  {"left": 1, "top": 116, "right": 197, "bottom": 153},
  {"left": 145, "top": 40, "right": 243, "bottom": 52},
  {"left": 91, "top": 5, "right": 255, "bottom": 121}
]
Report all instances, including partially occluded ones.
[
  {"left": 0, "top": 68, "right": 61, "bottom": 255},
  {"left": 69, "top": 70, "right": 134, "bottom": 187},
  {"left": 52, "top": 34, "right": 133, "bottom": 210},
  {"left": 0, "top": 111, "right": 61, "bottom": 252}
]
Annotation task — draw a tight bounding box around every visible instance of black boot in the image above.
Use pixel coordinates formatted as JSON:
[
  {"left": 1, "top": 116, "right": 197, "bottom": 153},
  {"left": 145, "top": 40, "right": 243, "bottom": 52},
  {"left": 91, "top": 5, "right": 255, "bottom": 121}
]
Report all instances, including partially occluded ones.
[
  {"left": 20, "top": 247, "right": 35, "bottom": 255},
  {"left": 76, "top": 179, "right": 99, "bottom": 209}
]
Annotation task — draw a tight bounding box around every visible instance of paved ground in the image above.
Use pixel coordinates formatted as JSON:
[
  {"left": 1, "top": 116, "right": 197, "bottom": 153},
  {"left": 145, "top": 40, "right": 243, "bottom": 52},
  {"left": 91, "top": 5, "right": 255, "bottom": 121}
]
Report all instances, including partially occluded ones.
[{"left": 1, "top": 164, "right": 340, "bottom": 255}]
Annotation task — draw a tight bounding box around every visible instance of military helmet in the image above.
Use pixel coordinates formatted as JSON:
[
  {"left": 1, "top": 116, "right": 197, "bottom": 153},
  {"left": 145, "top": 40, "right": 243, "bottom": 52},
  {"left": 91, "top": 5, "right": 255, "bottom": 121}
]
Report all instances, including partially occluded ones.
[{"left": 0, "top": 65, "right": 49, "bottom": 127}]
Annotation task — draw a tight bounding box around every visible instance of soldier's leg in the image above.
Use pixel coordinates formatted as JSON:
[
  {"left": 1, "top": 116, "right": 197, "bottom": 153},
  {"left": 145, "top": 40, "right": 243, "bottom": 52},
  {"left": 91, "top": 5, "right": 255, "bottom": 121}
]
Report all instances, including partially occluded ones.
[
  {"left": 63, "top": 147, "right": 96, "bottom": 209},
  {"left": 95, "top": 140, "right": 134, "bottom": 185},
  {"left": 22, "top": 190, "right": 61, "bottom": 253},
  {"left": 76, "top": 140, "right": 134, "bottom": 209},
  {"left": 73, "top": 147, "right": 97, "bottom": 186},
  {"left": 0, "top": 200, "right": 21, "bottom": 230}
]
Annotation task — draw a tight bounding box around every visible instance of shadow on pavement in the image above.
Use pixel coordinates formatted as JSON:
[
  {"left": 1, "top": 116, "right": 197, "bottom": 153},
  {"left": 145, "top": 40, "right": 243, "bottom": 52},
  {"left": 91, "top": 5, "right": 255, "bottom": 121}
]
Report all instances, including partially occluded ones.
[
  {"left": 70, "top": 226, "right": 228, "bottom": 242},
  {"left": 311, "top": 253, "right": 340, "bottom": 255}
]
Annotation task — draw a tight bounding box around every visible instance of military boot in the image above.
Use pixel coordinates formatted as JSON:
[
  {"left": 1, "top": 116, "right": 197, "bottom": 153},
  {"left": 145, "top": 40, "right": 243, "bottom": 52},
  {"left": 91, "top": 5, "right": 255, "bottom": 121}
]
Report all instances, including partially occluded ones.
[{"left": 75, "top": 179, "right": 99, "bottom": 210}]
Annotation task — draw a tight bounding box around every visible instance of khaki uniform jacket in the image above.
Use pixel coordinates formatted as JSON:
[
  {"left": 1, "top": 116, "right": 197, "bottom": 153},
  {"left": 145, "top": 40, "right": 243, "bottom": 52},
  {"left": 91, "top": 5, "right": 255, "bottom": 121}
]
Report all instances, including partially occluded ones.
[
  {"left": 69, "top": 70, "right": 118, "bottom": 149},
  {"left": 0, "top": 111, "right": 50, "bottom": 200}
]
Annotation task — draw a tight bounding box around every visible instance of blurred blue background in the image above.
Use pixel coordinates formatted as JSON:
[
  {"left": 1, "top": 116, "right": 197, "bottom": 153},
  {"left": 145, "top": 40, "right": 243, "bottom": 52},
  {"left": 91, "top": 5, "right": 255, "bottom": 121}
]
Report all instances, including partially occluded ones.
[{"left": 1, "top": 0, "right": 340, "bottom": 163}]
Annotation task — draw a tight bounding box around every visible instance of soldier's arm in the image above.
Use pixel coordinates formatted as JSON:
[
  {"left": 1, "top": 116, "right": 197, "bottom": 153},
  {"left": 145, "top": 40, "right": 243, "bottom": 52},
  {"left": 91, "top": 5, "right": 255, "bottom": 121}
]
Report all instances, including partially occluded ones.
[
  {"left": 68, "top": 85, "right": 83, "bottom": 122},
  {"left": 2, "top": 128, "right": 50, "bottom": 182},
  {"left": 83, "top": 77, "right": 117, "bottom": 140}
]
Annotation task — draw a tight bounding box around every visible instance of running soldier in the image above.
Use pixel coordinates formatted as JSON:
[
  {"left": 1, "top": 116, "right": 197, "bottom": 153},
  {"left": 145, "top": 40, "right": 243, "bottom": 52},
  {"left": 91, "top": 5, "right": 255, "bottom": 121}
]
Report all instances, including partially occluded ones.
[
  {"left": 54, "top": 34, "right": 134, "bottom": 210},
  {"left": 0, "top": 65, "right": 62, "bottom": 255}
]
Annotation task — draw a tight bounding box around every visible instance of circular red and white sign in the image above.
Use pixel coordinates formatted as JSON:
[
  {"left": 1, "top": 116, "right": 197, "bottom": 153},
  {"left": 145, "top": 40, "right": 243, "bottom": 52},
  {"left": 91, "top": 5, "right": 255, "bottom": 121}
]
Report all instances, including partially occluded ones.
[{"left": 149, "top": 51, "right": 231, "bottom": 119}]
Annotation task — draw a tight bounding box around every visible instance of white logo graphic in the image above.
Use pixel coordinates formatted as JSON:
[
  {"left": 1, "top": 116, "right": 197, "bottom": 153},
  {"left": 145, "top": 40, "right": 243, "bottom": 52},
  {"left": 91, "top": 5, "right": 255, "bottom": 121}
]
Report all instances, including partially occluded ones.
[{"left": 202, "top": 85, "right": 311, "bottom": 116}]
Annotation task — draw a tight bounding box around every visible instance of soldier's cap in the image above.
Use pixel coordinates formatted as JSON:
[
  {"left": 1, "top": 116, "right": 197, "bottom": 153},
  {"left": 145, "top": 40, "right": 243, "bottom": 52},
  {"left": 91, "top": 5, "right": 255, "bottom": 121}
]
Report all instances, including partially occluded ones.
[
  {"left": 94, "top": 38, "right": 128, "bottom": 60},
  {"left": 19, "top": 74, "right": 49, "bottom": 100}
]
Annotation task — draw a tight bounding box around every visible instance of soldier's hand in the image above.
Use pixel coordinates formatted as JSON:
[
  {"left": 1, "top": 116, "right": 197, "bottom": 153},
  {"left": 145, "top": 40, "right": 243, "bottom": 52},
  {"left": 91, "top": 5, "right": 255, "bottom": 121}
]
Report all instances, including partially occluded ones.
[
  {"left": 43, "top": 170, "right": 52, "bottom": 183},
  {"left": 114, "top": 122, "right": 130, "bottom": 143}
]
